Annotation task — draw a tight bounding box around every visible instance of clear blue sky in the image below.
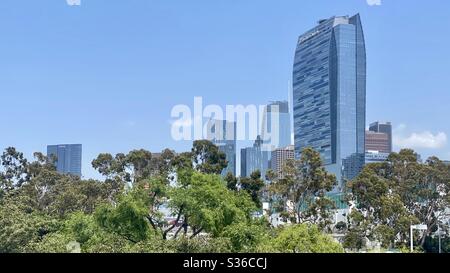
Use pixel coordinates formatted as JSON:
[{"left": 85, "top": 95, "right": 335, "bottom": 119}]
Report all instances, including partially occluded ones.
[{"left": 1, "top": 0, "right": 449, "bottom": 179}]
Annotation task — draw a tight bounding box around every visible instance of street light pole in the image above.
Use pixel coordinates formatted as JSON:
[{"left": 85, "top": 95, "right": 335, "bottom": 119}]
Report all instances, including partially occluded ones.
[
  {"left": 410, "top": 224, "right": 427, "bottom": 253},
  {"left": 438, "top": 224, "right": 442, "bottom": 254}
]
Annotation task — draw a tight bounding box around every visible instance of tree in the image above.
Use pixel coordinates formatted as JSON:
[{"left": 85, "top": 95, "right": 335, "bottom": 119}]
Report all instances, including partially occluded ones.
[
  {"left": 423, "top": 234, "right": 450, "bottom": 253},
  {"left": 343, "top": 210, "right": 370, "bottom": 250},
  {"left": 191, "top": 140, "right": 227, "bottom": 175},
  {"left": 220, "top": 219, "right": 270, "bottom": 253},
  {"left": 410, "top": 156, "right": 450, "bottom": 246},
  {"left": 148, "top": 149, "right": 176, "bottom": 178},
  {"left": 27, "top": 212, "right": 136, "bottom": 253},
  {"left": 0, "top": 146, "right": 348, "bottom": 254},
  {"left": 165, "top": 236, "right": 232, "bottom": 254},
  {"left": 95, "top": 193, "right": 152, "bottom": 244},
  {"left": 0, "top": 200, "right": 59, "bottom": 253},
  {"left": 13, "top": 168, "right": 114, "bottom": 217},
  {"left": 240, "top": 170, "right": 265, "bottom": 208},
  {"left": 125, "top": 149, "right": 153, "bottom": 183},
  {"left": 258, "top": 224, "right": 344, "bottom": 253},
  {"left": 268, "top": 148, "right": 337, "bottom": 228},
  {"left": 168, "top": 172, "right": 257, "bottom": 239},
  {"left": 224, "top": 172, "right": 238, "bottom": 191},
  {"left": 26, "top": 152, "right": 57, "bottom": 179},
  {"left": 121, "top": 170, "right": 259, "bottom": 243},
  {"left": 0, "top": 147, "right": 29, "bottom": 197},
  {"left": 346, "top": 149, "right": 450, "bottom": 249},
  {"left": 92, "top": 153, "right": 130, "bottom": 182}
]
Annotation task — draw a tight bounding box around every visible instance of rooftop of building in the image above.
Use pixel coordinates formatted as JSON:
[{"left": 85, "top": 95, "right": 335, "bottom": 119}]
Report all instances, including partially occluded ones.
[
  {"left": 366, "top": 130, "right": 389, "bottom": 136},
  {"left": 274, "top": 145, "right": 295, "bottom": 151},
  {"left": 370, "top": 121, "right": 392, "bottom": 126}
]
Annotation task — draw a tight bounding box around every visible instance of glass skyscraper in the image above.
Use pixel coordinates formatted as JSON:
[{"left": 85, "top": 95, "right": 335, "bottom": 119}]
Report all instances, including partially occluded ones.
[
  {"left": 47, "top": 144, "right": 82, "bottom": 177},
  {"left": 206, "top": 119, "right": 237, "bottom": 176},
  {"left": 261, "top": 101, "right": 292, "bottom": 151},
  {"left": 293, "top": 14, "right": 366, "bottom": 190},
  {"left": 240, "top": 136, "right": 270, "bottom": 179},
  {"left": 241, "top": 101, "right": 291, "bottom": 180}
]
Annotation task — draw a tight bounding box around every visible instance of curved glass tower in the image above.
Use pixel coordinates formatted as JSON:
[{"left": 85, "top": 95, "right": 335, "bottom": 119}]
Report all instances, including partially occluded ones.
[{"left": 293, "top": 14, "right": 366, "bottom": 191}]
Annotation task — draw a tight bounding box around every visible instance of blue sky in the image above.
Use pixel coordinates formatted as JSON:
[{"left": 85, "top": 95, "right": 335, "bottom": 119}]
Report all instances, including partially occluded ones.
[{"left": 1, "top": 0, "right": 449, "bottom": 179}]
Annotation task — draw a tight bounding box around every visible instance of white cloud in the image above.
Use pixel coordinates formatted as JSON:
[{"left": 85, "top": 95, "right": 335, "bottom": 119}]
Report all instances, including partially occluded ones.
[
  {"left": 393, "top": 125, "right": 448, "bottom": 149},
  {"left": 66, "top": 0, "right": 81, "bottom": 6},
  {"left": 366, "top": 0, "right": 382, "bottom": 6}
]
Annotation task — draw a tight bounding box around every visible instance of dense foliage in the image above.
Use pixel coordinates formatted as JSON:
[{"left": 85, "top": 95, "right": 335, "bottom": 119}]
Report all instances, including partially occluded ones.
[
  {"left": 344, "top": 149, "right": 450, "bottom": 251},
  {"left": 0, "top": 142, "right": 341, "bottom": 253},
  {"left": 1, "top": 144, "right": 448, "bottom": 253},
  {"left": 266, "top": 147, "right": 338, "bottom": 231}
]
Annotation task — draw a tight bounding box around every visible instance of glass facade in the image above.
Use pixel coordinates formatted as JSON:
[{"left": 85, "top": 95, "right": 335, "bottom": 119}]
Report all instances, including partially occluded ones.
[
  {"left": 47, "top": 144, "right": 82, "bottom": 177},
  {"left": 240, "top": 136, "right": 270, "bottom": 179},
  {"left": 206, "top": 119, "right": 237, "bottom": 176},
  {"left": 293, "top": 14, "right": 366, "bottom": 190},
  {"left": 261, "top": 101, "right": 292, "bottom": 151},
  {"left": 240, "top": 100, "right": 292, "bottom": 181}
]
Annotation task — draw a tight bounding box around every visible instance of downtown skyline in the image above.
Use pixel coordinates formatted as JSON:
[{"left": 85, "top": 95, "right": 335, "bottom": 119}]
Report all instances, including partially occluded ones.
[{"left": 1, "top": 0, "right": 450, "bottom": 179}]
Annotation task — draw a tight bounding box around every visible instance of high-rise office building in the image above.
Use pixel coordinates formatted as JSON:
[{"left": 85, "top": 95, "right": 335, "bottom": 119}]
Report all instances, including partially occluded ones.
[
  {"left": 243, "top": 100, "right": 292, "bottom": 180},
  {"left": 365, "top": 130, "right": 390, "bottom": 153},
  {"left": 206, "top": 119, "right": 237, "bottom": 176},
  {"left": 240, "top": 136, "right": 270, "bottom": 178},
  {"left": 368, "top": 121, "right": 393, "bottom": 153},
  {"left": 271, "top": 145, "right": 295, "bottom": 179},
  {"left": 47, "top": 144, "right": 82, "bottom": 177},
  {"left": 261, "top": 101, "right": 292, "bottom": 150},
  {"left": 293, "top": 14, "right": 366, "bottom": 189}
]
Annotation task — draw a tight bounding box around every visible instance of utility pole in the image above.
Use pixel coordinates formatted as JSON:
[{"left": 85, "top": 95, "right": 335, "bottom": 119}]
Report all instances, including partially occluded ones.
[
  {"left": 438, "top": 224, "right": 442, "bottom": 254},
  {"left": 410, "top": 224, "right": 428, "bottom": 253}
]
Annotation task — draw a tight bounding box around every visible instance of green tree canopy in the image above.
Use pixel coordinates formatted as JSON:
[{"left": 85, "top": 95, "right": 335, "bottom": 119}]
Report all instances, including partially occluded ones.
[{"left": 258, "top": 224, "right": 344, "bottom": 253}]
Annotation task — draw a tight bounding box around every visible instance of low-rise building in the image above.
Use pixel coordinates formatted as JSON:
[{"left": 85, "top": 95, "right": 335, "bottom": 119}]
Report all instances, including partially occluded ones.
[{"left": 365, "top": 150, "right": 390, "bottom": 164}]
